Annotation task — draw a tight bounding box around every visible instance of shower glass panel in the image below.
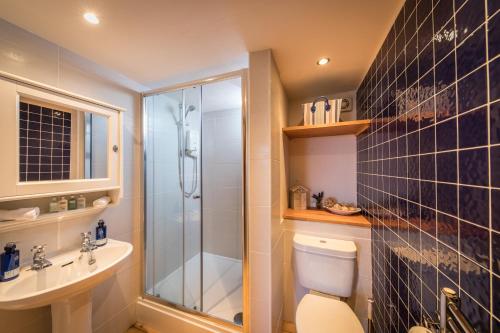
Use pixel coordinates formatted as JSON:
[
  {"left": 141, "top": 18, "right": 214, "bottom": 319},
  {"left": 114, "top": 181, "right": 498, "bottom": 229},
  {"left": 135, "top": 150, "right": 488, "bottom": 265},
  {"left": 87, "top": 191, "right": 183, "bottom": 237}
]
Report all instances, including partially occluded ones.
[{"left": 144, "top": 76, "right": 243, "bottom": 325}]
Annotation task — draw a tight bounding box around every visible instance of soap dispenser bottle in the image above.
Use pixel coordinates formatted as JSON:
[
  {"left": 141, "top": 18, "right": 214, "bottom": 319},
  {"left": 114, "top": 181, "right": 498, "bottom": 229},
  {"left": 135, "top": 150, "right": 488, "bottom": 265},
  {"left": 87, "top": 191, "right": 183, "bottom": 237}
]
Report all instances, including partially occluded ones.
[
  {"left": 95, "top": 220, "right": 107, "bottom": 246},
  {"left": 0, "top": 242, "right": 20, "bottom": 282}
]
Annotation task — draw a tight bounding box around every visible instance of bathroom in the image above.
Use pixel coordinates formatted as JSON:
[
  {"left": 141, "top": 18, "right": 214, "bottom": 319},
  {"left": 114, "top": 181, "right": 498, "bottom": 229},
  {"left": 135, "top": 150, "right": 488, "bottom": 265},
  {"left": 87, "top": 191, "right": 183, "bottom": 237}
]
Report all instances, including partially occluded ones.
[{"left": 0, "top": 0, "right": 497, "bottom": 332}]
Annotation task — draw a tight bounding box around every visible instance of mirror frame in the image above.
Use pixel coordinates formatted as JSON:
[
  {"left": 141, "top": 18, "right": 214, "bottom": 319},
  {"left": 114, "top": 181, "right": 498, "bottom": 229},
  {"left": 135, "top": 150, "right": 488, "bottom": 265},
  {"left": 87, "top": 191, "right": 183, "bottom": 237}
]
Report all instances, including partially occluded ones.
[{"left": 0, "top": 77, "right": 123, "bottom": 202}]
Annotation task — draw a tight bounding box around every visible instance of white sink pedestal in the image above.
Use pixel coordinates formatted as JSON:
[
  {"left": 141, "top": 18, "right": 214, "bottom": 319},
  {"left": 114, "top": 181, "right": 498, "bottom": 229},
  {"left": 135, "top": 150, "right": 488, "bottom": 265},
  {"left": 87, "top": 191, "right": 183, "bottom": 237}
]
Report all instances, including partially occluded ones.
[{"left": 51, "top": 291, "right": 92, "bottom": 333}]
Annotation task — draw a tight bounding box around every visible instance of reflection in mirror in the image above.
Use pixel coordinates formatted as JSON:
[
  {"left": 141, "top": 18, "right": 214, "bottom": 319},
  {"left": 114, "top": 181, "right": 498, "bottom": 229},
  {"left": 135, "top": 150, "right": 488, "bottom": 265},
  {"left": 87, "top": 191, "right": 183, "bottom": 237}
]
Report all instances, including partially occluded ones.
[{"left": 19, "top": 100, "right": 108, "bottom": 182}]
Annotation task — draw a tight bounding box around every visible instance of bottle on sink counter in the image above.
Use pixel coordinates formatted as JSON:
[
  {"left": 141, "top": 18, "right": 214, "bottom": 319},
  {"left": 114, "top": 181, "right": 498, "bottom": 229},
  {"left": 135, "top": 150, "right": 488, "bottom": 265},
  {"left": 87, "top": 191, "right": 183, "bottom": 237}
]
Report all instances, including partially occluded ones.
[
  {"left": 95, "top": 219, "right": 107, "bottom": 247},
  {"left": 0, "top": 242, "right": 20, "bottom": 282}
]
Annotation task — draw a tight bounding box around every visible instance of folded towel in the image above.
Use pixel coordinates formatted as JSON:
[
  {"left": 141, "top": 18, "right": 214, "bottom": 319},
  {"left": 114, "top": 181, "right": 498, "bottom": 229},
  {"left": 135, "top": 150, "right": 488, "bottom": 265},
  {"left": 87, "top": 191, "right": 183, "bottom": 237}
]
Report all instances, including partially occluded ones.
[
  {"left": 93, "top": 196, "right": 111, "bottom": 208},
  {"left": 0, "top": 207, "right": 40, "bottom": 222}
]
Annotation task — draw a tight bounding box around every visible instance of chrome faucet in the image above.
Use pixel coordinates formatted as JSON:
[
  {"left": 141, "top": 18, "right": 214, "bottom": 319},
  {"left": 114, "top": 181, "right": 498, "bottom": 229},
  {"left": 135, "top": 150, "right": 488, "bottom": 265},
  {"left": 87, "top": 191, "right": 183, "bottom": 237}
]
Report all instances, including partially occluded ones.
[
  {"left": 79, "top": 232, "right": 97, "bottom": 265},
  {"left": 30, "top": 245, "right": 52, "bottom": 271}
]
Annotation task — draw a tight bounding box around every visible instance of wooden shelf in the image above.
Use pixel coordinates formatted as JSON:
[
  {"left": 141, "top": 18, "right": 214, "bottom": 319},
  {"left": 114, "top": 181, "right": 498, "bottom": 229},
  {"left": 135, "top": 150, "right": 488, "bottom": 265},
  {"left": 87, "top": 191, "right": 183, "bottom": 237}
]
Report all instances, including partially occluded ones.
[
  {"left": 282, "top": 120, "right": 371, "bottom": 139},
  {"left": 0, "top": 204, "right": 114, "bottom": 233},
  {"left": 283, "top": 208, "right": 370, "bottom": 228}
]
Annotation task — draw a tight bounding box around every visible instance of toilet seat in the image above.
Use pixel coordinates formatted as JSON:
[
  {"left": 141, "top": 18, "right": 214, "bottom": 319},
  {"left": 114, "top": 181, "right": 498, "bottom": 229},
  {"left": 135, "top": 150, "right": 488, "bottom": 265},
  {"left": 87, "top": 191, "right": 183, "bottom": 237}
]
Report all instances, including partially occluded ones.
[{"left": 296, "top": 294, "right": 363, "bottom": 333}]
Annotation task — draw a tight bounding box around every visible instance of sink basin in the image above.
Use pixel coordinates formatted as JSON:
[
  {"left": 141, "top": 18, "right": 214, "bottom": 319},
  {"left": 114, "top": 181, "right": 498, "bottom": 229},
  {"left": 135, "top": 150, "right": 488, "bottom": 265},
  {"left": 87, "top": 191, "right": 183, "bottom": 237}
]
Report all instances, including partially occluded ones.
[{"left": 0, "top": 239, "right": 133, "bottom": 333}]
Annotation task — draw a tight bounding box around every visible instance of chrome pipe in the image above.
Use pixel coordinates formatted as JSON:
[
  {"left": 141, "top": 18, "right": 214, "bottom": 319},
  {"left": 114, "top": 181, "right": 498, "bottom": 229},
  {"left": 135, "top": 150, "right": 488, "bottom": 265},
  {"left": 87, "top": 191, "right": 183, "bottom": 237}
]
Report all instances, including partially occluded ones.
[{"left": 448, "top": 303, "right": 475, "bottom": 333}]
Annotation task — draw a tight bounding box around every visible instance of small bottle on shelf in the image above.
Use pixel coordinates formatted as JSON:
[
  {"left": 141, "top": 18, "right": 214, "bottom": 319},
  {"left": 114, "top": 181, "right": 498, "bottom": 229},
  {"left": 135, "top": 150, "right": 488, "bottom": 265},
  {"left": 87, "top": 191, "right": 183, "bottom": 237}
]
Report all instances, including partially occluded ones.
[
  {"left": 77, "top": 195, "right": 86, "bottom": 209},
  {"left": 59, "top": 197, "right": 68, "bottom": 211},
  {"left": 49, "top": 197, "right": 59, "bottom": 213},
  {"left": 68, "top": 196, "right": 77, "bottom": 210}
]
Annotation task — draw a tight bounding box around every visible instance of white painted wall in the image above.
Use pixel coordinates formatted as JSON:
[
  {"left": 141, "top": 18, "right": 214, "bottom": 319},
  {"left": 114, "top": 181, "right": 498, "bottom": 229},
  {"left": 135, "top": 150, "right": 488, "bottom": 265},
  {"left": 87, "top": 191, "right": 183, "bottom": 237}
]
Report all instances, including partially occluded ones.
[
  {"left": 282, "top": 220, "right": 372, "bottom": 332},
  {"left": 0, "top": 18, "right": 141, "bottom": 333},
  {"left": 288, "top": 135, "right": 357, "bottom": 205}
]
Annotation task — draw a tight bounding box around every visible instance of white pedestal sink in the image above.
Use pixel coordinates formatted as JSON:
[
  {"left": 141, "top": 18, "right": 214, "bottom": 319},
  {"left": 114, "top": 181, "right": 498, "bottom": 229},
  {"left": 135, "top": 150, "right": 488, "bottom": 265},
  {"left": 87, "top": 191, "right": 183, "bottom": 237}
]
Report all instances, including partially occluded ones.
[{"left": 0, "top": 239, "right": 133, "bottom": 333}]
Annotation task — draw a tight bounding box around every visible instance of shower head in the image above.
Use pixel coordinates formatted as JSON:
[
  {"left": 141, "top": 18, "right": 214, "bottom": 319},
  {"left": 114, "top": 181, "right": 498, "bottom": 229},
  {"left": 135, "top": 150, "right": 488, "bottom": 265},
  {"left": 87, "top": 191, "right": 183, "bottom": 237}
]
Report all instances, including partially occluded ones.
[{"left": 185, "top": 105, "right": 196, "bottom": 118}]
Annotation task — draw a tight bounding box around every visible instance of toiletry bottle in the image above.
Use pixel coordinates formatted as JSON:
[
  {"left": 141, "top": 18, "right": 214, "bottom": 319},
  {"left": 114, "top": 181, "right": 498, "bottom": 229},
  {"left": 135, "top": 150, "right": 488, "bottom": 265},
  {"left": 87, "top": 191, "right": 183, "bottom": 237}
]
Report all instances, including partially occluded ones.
[
  {"left": 68, "top": 196, "right": 77, "bottom": 210},
  {"left": 49, "top": 197, "right": 59, "bottom": 213},
  {"left": 95, "top": 219, "right": 107, "bottom": 246},
  {"left": 77, "top": 195, "right": 86, "bottom": 209},
  {"left": 0, "top": 243, "right": 20, "bottom": 282},
  {"left": 59, "top": 197, "right": 68, "bottom": 211}
]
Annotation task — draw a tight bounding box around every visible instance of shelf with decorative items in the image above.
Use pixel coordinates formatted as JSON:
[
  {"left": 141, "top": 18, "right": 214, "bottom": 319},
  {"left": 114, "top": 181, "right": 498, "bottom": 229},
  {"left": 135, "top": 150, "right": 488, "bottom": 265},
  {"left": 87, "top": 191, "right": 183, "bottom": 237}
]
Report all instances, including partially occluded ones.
[
  {"left": 282, "top": 119, "right": 371, "bottom": 139},
  {"left": 283, "top": 208, "right": 370, "bottom": 227}
]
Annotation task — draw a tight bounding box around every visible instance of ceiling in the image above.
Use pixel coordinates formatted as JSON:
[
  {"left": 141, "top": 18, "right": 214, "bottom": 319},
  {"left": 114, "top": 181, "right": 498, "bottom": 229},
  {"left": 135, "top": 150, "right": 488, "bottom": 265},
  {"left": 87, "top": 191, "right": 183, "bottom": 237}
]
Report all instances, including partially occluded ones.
[{"left": 0, "top": 0, "right": 403, "bottom": 98}]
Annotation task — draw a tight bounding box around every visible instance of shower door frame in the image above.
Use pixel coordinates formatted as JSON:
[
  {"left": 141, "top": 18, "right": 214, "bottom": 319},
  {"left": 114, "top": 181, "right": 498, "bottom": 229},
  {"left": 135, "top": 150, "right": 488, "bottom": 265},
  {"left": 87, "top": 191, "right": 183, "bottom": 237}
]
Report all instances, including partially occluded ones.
[{"left": 141, "top": 69, "right": 248, "bottom": 332}]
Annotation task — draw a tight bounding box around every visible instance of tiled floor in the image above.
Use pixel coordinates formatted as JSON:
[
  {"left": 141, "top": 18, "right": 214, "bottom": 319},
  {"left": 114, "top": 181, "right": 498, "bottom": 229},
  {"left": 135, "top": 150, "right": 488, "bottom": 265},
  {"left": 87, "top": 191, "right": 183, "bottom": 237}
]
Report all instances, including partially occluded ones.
[{"left": 150, "top": 252, "right": 243, "bottom": 323}]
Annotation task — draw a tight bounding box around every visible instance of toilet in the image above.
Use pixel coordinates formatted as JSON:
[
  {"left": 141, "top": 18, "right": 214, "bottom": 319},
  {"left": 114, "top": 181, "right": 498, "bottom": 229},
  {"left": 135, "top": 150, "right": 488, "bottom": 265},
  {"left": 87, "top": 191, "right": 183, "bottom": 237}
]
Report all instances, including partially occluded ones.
[{"left": 293, "top": 233, "right": 363, "bottom": 333}]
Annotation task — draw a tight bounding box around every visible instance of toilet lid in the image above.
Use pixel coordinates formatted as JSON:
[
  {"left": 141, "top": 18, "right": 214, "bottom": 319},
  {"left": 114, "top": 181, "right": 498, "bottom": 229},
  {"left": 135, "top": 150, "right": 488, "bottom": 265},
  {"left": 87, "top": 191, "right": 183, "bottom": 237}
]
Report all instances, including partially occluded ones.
[{"left": 296, "top": 294, "right": 364, "bottom": 333}]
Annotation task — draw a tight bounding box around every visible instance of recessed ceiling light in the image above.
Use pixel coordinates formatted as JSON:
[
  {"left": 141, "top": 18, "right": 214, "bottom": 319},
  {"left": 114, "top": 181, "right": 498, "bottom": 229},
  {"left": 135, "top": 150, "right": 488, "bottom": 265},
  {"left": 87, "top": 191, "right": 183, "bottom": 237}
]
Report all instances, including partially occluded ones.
[
  {"left": 317, "top": 57, "right": 330, "bottom": 66},
  {"left": 83, "top": 12, "right": 99, "bottom": 25}
]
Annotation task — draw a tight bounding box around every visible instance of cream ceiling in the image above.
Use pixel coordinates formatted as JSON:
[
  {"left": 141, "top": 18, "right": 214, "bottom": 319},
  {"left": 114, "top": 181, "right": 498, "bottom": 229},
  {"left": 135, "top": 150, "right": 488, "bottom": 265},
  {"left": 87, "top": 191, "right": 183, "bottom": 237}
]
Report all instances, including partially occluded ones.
[{"left": 0, "top": 0, "right": 403, "bottom": 98}]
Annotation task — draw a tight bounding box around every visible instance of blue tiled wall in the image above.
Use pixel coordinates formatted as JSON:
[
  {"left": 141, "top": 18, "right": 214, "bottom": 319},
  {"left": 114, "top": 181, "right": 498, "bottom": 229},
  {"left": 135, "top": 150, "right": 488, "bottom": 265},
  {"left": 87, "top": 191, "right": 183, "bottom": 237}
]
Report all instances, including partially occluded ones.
[{"left": 356, "top": 0, "right": 499, "bottom": 332}]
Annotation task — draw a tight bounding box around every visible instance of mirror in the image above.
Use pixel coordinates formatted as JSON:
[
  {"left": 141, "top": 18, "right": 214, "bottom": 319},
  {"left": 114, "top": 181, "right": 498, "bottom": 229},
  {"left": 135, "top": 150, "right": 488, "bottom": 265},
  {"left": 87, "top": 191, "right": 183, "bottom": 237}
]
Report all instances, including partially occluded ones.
[{"left": 18, "top": 100, "right": 108, "bottom": 182}]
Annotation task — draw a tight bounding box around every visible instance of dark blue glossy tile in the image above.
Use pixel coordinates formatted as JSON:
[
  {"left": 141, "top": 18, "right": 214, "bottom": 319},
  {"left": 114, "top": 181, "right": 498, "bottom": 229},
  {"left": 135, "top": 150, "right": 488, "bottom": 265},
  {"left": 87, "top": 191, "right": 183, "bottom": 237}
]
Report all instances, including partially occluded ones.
[
  {"left": 437, "top": 212, "right": 458, "bottom": 249},
  {"left": 493, "top": 231, "right": 500, "bottom": 274},
  {"left": 419, "top": 97, "right": 435, "bottom": 127},
  {"left": 418, "top": 13, "right": 433, "bottom": 51},
  {"left": 489, "top": 0, "right": 500, "bottom": 16},
  {"left": 436, "top": 151, "right": 457, "bottom": 182},
  {"left": 491, "top": 57, "right": 500, "bottom": 101},
  {"left": 460, "top": 220, "right": 490, "bottom": 267},
  {"left": 406, "top": 33, "right": 418, "bottom": 65},
  {"left": 493, "top": 274, "right": 500, "bottom": 319},
  {"left": 419, "top": 39, "right": 434, "bottom": 75},
  {"left": 491, "top": 101, "right": 500, "bottom": 144},
  {"left": 435, "top": 85, "right": 456, "bottom": 122},
  {"left": 408, "top": 155, "right": 420, "bottom": 178},
  {"left": 460, "top": 291, "right": 491, "bottom": 333},
  {"left": 421, "top": 181, "right": 436, "bottom": 208},
  {"left": 420, "top": 154, "right": 435, "bottom": 180},
  {"left": 460, "top": 255, "right": 490, "bottom": 309},
  {"left": 436, "top": 118, "right": 457, "bottom": 151},
  {"left": 420, "top": 125, "right": 435, "bottom": 154},
  {"left": 407, "top": 108, "right": 420, "bottom": 133},
  {"left": 458, "top": 148, "right": 489, "bottom": 186},
  {"left": 456, "top": 24, "right": 486, "bottom": 79},
  {"left": 408, "top": 179, "right": 420, "bottom": 203},
  {"left": 417, "top": 0, "right": 432, "bottom": 27},
  {"left": 434, "top": 0, "right": 454, "bottom": 32},
  {"left": 406, "top": 8, "right": 418, "bottom": 39},
  {"left": 434, "top": 20, "right": 456, "bottom": 62},
  {"left": 435, "top": 52, "right": 456, "bottom": 92},
  {"left": 459, "top": 185, "right": 489, "bottom": 228},
  {"left": 456, "top": 0, "right": 485, "bottom": 43},
  {"left": 419, "top": 70, "right": 434, "bottom": 103},
  {"left": 437, "top": 183, "right": 458, "bottom": 216},
  {"left": 407, "top": 61, "right": 419, "bottom": 88},
  {"left": 492, "top": 145, "right": 500, "bottom": 187},
  {"left": 458, "top": 107, "right": 488, "bottom": 148},
  {"left": 408, "top": 131, "right": 420, "bottom": 155},
  {"left": 457, "top": 66, "right": 487, "bottom": 113},
  {"left": 438, "top": 242, "right": 459, "bottom": 283},
  {"left": 489, "top": 10, "right": 500, "bottom": 59},
  {"left": 493, "top": 190, "right": 500, "bottom": 232}
]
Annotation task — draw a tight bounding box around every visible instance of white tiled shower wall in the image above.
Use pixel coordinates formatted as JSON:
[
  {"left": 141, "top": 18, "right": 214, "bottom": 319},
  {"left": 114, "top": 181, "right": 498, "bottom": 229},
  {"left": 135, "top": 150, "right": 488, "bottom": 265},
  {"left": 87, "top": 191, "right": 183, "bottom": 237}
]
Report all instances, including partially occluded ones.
[
  {"left": 0, "top": 18, "right": 142, "bottom": 333},
  {"left": 248, "top": 49, "right": 287, "bottom": 333}
]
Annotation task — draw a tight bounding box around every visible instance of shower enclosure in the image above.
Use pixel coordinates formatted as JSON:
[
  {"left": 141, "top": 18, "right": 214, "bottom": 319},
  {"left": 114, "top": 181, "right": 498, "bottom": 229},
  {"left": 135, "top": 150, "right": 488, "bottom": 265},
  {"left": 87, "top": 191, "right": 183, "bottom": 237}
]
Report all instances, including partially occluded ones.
[{"left": 143, "top": 74, "right": 245, "bottom": 325}]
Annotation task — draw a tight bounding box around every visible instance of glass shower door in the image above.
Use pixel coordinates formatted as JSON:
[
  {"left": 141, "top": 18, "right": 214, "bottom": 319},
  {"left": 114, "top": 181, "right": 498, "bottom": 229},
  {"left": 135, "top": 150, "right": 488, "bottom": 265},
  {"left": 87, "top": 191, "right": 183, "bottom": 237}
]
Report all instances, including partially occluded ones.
[
  {"left": 144, "top": 87, "right": 202, "bottom": 310},
  {"left": 144, "top": 76, "right": 244, "bottom": 325}
]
